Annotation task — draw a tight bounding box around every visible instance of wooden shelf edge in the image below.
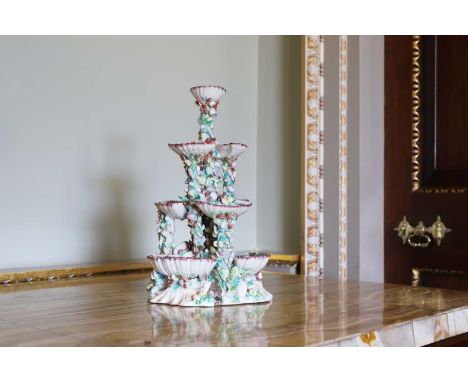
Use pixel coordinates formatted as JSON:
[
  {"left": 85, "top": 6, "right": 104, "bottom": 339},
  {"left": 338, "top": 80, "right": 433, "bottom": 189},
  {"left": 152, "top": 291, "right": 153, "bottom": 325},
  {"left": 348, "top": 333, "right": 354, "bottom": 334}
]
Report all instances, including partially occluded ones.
[
  {"left": 269, "top": 254, "right": 300, "bottom": 262},
  {"left": 0, "top": 260, "right": 152, "bottom": 284},
  {"left": 0, "top": 253, "right": 300, "bottom": 285}
]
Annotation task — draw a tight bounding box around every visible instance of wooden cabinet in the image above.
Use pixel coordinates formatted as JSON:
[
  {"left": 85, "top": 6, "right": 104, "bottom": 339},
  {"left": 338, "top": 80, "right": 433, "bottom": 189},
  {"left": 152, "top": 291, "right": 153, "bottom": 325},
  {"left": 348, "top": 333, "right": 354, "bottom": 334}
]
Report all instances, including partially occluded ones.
[{"left": 385, "top": 36, "right": 468, "bottom": 290}]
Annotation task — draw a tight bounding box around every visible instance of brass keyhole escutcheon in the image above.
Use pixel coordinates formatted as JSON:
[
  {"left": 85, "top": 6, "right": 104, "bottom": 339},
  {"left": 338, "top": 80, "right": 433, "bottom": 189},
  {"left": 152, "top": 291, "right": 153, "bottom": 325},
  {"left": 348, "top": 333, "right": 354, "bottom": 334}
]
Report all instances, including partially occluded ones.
[{"left": 394, "top": 216, "right": 451, "bottom": 248}]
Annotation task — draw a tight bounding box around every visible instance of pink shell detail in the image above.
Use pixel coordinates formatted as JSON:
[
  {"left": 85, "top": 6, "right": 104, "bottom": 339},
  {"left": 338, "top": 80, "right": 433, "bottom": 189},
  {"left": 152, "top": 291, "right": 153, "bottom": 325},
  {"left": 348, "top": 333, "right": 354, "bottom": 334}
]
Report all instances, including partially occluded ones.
[
  {"left": 147, "top": 255, "right": 216, "bottom": 279},
  {"left": 154, "top": 201, "right": 189, "bottom": 220},
  {"left": 234, "top": 253, "right": 270, "bottom": 274},
  {"left": 190, "top": 85, "right": 226, "bottom": 102},
  {"left": 216, "top": 143, "right": 247, "bottom": 159},
  {"left": 168, "top": 142, "right": 216, "bottom": 157},
  {"left": 195, "top": 200, "right": 252, "bottom": 218}
]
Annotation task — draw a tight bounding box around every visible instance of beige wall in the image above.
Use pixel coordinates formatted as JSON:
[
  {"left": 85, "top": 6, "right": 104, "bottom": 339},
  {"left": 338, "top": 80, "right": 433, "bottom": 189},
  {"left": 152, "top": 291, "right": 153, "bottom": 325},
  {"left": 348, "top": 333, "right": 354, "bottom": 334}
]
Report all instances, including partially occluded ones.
[
  {"left": 359, "top": 35, "right": 384, "bottom": 282},
  {"left": 256, "top": 36, "right": 301, "bottom": 254},
  {"left": 322, "top": 35, "right": 384, "bottom": 281},
  {"left": 0, "top": 36, "right": 259, "bottom": 268},
  {"left": 0, "top": 35, "right": 385, "bottom": 282}
]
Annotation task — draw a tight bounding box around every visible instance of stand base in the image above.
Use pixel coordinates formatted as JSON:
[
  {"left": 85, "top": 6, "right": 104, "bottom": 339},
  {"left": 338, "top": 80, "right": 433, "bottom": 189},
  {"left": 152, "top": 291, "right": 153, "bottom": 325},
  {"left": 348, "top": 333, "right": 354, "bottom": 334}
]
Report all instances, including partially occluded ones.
[{"left": 147, "top": 271, "right": 272, "bottom": 307}]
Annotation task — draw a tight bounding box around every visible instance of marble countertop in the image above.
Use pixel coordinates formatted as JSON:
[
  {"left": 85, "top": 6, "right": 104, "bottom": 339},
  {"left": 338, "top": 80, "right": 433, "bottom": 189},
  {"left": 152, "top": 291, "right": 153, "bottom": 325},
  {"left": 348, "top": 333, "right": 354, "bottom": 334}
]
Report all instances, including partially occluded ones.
[{"left": 1, "top": 272, "right": 468, "bottom": 346}]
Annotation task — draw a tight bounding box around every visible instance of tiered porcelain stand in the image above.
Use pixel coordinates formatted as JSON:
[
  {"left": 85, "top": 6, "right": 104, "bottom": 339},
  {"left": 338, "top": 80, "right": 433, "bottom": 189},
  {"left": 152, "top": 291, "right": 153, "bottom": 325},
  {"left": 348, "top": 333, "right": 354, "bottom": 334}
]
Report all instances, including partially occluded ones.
[{"left": 147, "top": 85, "right": 272, "bottom": 307}]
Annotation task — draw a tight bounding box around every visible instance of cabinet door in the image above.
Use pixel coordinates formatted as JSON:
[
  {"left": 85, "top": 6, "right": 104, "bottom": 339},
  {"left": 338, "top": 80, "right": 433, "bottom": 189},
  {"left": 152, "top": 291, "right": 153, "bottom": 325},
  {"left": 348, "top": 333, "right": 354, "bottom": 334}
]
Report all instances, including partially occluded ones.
[{"left": 385, "top": 36, "right": 468, "bottom": 289}]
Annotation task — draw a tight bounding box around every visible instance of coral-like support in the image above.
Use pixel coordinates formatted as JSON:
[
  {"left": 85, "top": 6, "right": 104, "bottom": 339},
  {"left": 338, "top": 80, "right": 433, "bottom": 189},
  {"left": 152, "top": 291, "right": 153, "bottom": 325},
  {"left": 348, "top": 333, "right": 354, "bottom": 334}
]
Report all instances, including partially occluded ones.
[
  {"left": 148, "top": 85, "right": 272, "bottom": 306},
  {"left": 157, "top": 212, "right": 174, "bottom": 255},
  {"left": 186, "top": 205, "right": 206, "bottom": 256},
  {"left": 216, "top": 155, "right": 235, "bottom": 205},
  {"left": 196, "top": 98, "right": 219, "bottom": 142}
]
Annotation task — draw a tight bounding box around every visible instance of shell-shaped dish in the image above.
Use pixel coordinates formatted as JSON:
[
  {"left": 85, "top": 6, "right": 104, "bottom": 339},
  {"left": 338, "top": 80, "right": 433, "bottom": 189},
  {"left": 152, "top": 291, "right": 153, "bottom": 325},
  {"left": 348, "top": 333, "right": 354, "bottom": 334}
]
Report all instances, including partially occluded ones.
[
  {"left": 155, "top": 201, "right": 189, "bottom": 220},
  {"left": 216, "top": 143, "right": 247, "bottom": 159},
  {"left": 147, "top": 255, "right": 216, "bottom": 279},
  {"left": 168, "top": 142, "right": 216, "bottom": 157},
  {"left": 235, "top": 199, "right": 252, "bottom": 207},
  {"left": 190, "top": 85, "right": 226, "bottom": 102},
  {"left": 195, "top": 200, "right": 252, "bottom": 218},
  {"left": 234, "top": 253, "right": 270, "bottom": 274}
]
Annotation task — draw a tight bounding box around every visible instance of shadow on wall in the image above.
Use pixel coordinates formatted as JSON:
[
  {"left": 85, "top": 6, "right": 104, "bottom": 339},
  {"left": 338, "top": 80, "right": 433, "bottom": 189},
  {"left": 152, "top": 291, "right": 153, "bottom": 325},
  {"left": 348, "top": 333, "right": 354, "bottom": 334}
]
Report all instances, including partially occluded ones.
[
  {"left": 278, "top": 36, "right": 301, "bottom": 252},
  {"left": 257, "top": 35, "right": 301, "bottom": 253},
  {"left": 90, "top": 137, "right": 137, "bottom": 263}
]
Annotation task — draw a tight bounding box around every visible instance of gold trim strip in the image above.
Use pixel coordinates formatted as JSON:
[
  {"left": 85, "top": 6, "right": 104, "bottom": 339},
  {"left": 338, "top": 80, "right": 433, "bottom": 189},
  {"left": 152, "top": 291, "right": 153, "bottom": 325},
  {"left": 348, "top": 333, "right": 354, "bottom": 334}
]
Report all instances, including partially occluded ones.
[
  {"left": 302, "top": 35, "right": 324, "bottom": 277},
  {"left": 411, "top": 35, "right": 467, "bottom": 193},
  {"left": 270, "top": 254, "right": 300, "bottom": 262},
  {"left": 338, "top": 35, "right": 348, "bottom": 282},
  {"left": 411, "top": 35, "right": 421, "bottom": 192},
  {"left": 0, "top": 261, "right": 152, "bottom": 285},
  {"left": 301, "top": 35, "right": 306, "bottom": 275}
]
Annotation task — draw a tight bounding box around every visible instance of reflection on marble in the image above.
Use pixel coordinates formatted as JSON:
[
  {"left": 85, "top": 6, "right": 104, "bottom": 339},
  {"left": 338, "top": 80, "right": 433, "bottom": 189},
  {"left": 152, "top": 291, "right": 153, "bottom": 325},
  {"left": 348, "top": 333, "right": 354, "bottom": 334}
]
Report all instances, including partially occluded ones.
[
  {"left": 316, "top": 286, "right": 468, "bottom": 347},
  {"left": 3, "top": 273, "right": 468, "bottom": 346},
  {"left": 308, "top": 280, "right": 468, "bottom": 347},
  {"left": 148, "top": 302, "right": 271, "bottom": 346}
]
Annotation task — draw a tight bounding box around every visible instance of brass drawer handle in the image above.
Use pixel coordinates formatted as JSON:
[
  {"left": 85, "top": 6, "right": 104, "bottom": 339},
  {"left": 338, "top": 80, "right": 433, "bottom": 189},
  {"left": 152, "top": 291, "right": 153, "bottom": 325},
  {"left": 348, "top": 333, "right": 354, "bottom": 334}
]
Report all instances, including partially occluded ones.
[{"left": 394, "top": 216, "right": 451, "bottom": 247}]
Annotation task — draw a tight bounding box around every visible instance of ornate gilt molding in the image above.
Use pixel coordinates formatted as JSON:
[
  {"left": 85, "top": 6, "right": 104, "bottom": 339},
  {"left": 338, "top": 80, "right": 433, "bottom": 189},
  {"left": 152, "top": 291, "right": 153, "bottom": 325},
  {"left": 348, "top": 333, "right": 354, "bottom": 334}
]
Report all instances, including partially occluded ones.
[
  {"left": 338, "top": 35, "right": 348, "bottom": 281},
  {"left": 411, "top": 35, "right": 422, "bottom": 192},
  {"left": 302, "top": 35, "right": 324, "bottom": 277},
  {"left": 411, "top": 35, "right": 467, "bottom": 194}
]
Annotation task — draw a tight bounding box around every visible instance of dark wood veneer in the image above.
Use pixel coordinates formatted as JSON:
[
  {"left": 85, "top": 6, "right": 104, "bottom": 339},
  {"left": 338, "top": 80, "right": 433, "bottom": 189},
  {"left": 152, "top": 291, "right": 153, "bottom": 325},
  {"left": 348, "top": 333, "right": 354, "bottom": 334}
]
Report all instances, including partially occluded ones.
[
  {"left": 385, "top": 36, "right": 468, "bottom": 288},
  {"left": 425, "top": 332, "right": 468, "bottom": 347},
  {"left": 419, "top": 36, "right": 468, "bottom": 188}
]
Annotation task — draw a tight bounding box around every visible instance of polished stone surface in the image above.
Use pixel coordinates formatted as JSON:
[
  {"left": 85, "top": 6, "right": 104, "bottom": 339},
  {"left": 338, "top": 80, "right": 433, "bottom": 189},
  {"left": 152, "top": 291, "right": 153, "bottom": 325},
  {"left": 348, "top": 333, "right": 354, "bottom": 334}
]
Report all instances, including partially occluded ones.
[{"left": 2, "top": 272, "right": 468, "bottom": 346}]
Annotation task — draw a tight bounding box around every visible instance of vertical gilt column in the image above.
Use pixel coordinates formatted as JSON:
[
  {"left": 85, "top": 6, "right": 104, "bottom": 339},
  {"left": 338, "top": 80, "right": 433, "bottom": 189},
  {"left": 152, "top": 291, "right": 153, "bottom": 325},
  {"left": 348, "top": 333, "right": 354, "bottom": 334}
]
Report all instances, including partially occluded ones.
[
  {"left": 302, "top": 35, "right": 324, "bottom": 277},
  {"left": 338, "top": 35, "right": 348, "bottom": 282}
]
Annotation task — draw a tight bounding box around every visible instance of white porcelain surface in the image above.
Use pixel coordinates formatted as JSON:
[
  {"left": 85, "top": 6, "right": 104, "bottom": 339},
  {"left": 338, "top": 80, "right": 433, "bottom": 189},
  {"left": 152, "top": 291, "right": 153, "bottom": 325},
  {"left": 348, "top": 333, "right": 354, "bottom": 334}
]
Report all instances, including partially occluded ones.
[
  {"left": 234, "top": 253, "right": 270, "bottom": 274},
  {"left": 168, "top": 142, "right": 216, "bottom": 157},
  {"left": 149, "top": 276, "right": 213, "bottom": 307},
  {"left": 173, "top": 241, "right": 194, "bottom": 257},
  {"left": 195, "top": 200, "right": 252, "bottom": 218},
  {"left": 216, "top": 143, "right": 247, "bottom": 159},
  {"left": 148, "top": 255, "right": 216, "bottom": 279},
  {"left": 190, "top": 85, "right": 226, "bottom": 102},
  {"left": 155, "top": 201, "right": 189, "bottom": 220}
]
